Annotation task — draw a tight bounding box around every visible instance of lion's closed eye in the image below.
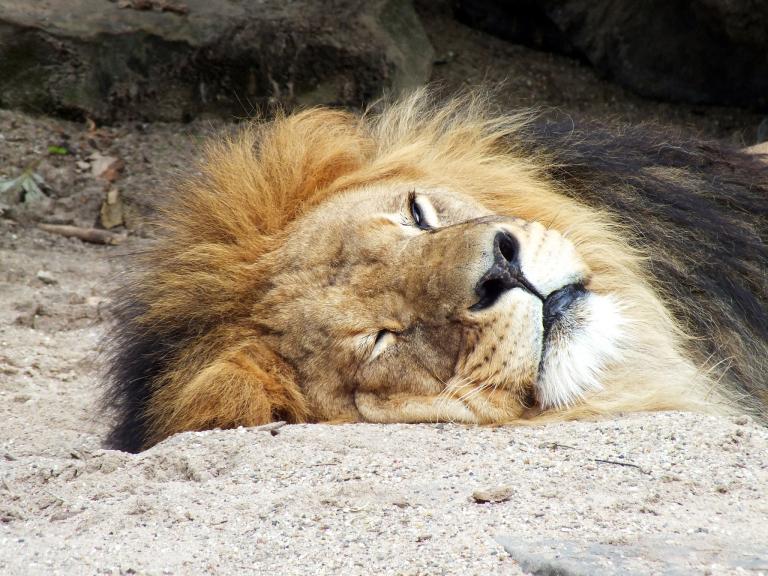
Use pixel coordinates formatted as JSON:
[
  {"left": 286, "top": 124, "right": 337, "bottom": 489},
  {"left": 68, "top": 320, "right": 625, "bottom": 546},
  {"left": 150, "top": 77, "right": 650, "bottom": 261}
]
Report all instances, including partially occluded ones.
[{"left": 366, "top": 330, "right": 397, "bottom": 361}]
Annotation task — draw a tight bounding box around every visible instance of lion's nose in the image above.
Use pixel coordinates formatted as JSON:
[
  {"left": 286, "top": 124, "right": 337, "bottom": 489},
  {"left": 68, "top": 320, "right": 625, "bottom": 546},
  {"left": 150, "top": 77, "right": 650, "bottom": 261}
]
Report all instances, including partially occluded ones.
[{"left": 470, "top": 231, "right": 543, "bottom": 311}]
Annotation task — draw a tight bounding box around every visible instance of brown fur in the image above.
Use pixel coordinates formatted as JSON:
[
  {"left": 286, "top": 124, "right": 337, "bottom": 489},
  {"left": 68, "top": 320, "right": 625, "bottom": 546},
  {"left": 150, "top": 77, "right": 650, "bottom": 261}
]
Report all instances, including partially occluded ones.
[{"left": 104, "top": 90, "right": 768, "bottom": 452}]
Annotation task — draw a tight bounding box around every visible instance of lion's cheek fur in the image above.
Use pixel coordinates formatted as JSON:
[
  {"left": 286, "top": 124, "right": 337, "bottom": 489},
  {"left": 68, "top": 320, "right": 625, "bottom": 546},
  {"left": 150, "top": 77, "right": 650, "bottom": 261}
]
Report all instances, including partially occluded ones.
[
  {"left": 142, "top": 335, "right": 310, "bottom": 447},
  {"left": 455, "top": 290, "right": 542, "bottom": 391}
]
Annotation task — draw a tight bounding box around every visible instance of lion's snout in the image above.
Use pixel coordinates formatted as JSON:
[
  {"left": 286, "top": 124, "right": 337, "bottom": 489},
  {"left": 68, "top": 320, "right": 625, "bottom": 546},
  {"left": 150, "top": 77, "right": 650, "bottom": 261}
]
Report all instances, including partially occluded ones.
[
  {"left": 410, "top": 217, "right": 588, "bottom": 318},
  {"left": 542, "top": 283, "right": 588, "bottom": 335},
  {"left": 496, "top": 219, "right": 590, "bottom": 299},
  {"left": 471, "top": 226, "right": 587, "bottom": 332}
]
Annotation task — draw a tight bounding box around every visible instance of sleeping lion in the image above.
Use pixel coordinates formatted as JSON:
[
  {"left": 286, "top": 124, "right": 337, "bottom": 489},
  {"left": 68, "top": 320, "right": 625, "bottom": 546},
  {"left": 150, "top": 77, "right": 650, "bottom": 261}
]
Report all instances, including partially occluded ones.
[{"left": 105, "top": 91, "right": 768, "bottom": 452}]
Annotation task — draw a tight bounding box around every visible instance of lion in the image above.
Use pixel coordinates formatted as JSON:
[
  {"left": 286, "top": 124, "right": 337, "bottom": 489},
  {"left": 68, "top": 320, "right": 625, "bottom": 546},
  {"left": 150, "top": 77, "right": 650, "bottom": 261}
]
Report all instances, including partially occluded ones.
[{"left": 104, "top": 90, "right": 768, "bottom": 452}]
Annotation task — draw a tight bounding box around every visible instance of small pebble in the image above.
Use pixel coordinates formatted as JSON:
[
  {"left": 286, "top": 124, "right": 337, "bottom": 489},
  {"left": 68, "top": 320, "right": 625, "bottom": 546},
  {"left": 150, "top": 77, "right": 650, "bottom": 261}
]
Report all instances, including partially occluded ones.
[
  {"left": 472, "top": 485, "right": 514, "bottom": 503},
  {"left": 36, "top": 270, "right": 57, "bottom": 285}
]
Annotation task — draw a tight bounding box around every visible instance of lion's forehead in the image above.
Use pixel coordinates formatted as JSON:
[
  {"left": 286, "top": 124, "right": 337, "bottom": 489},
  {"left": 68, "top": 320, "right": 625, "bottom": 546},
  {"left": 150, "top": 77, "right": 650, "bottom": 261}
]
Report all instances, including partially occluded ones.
[{"left": 278, "top": 183, "right": 497, "bottom": 269}]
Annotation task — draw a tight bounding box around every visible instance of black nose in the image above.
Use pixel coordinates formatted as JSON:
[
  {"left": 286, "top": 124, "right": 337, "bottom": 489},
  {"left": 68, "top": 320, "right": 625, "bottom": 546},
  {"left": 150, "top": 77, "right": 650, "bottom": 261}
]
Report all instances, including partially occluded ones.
[
  {"left": 470, "top": 232, "right": 542, "bottom": 311},
  {"left": 542, "top": 284, "right": 587, "bottom": 335}
]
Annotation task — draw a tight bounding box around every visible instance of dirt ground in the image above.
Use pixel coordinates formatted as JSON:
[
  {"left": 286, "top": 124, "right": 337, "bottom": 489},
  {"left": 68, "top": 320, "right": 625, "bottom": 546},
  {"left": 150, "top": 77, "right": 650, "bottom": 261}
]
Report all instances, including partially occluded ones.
[{"left": 1, "top": 14, "right": 767, "bottom": 576}]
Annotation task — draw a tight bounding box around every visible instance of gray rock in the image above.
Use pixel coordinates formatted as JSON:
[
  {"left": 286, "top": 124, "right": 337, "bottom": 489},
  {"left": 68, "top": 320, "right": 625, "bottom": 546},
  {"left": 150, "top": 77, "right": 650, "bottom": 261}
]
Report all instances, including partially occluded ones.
[
  {"left": 456, "top": 0, "right": 768, "bottom": 109},
  {"left": 36, "top": 270, "right": 58, "bottom": 285},
  {"left": 495, "top": 535, "right": 768, "bottom": 575},
  {"left": 0, "top": 0, "right": 433, "bottom": 122}
]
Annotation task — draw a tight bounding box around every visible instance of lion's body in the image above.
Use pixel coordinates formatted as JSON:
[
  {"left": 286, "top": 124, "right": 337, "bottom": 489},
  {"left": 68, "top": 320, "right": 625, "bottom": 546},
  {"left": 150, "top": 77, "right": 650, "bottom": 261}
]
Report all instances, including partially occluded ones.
[{"left": 105, "top": 92, "right": 768, "bottom": 452}]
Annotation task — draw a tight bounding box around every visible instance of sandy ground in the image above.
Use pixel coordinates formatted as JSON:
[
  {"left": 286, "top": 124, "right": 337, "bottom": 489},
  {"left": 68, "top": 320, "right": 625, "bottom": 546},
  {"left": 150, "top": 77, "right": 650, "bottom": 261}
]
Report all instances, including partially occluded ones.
[{"left": 2, "top": 15, "right": 768, "bottom": 574}]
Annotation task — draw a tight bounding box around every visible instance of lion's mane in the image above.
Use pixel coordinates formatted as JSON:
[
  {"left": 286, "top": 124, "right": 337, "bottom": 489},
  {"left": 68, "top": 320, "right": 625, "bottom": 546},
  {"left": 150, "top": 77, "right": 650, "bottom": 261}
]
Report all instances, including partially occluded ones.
[{"left": 104, "top": 91, "right": 768, "bottom": 452}]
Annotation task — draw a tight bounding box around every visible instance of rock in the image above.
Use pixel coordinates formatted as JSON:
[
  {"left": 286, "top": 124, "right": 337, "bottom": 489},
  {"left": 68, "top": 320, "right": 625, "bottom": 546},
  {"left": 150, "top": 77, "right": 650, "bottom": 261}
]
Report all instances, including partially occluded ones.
[
  {"left": 117, "top": 0, "right": 190, "bottom": 14},
  {"left": 472, "top": 484, "right": 514, "bottom": 503},
  {"left": 757, "top": 117, "right": 768, "bottom": 143},
  {"left": 99, "top": 188, "right": 125, "bottom": 229},
  {"left": 456, "top": 0, "right": 578, "bottom": 56},
  {"left": 0, "top": 505, "right": 25, "bottom": 523},
  {"left": 456, "top": 0, "right": 768, "bottom": 109},
  {"left": 732, "top": 414, "right": 752, "bottom": 425},
  {"left": 13, "top": 301, "right": 41, "bottom": 327},
  {"left": 0, "top": 0, "right": 433, "bottom": 122},
  {"left": 494, "top": 535, "right": 768, "bottom": 575},
  {"left": 745, "top": 142, "right": 768, "bottom": 156}
]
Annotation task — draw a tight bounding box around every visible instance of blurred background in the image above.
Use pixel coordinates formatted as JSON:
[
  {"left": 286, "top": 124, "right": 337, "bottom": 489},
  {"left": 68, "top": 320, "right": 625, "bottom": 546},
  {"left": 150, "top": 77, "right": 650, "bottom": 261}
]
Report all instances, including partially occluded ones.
[{"left": 1, "top": 0, "right": 767, "bottom": 232}]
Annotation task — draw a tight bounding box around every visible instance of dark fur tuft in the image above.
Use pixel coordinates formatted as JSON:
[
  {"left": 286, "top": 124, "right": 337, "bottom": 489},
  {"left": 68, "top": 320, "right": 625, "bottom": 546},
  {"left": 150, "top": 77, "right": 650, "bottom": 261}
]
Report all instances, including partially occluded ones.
[
  {"left": 528, "top": 119, "right": 768, "bottom": 412},
  {"left": 102, "top": 294, "right": 191, "bottom": 452}
]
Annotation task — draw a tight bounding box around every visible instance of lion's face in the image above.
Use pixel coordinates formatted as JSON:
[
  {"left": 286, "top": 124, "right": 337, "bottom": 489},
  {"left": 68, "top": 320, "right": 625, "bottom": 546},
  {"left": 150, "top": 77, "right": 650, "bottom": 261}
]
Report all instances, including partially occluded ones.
[{"left": 255, "top": 182, "right": 625, "bottom": 424}]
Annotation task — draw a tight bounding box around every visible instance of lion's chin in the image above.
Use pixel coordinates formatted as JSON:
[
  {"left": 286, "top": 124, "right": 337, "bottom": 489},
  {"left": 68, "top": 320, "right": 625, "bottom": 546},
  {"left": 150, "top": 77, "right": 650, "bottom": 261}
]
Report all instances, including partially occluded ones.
[{"left": 535, "top": 292, "right": 626, "bottom": 409}]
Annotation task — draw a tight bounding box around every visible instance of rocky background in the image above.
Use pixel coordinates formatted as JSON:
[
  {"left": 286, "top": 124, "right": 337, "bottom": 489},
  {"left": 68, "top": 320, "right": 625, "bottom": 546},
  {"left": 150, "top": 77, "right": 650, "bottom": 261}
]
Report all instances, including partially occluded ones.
[
  {"left": 1, "top": 0, "right": 767, "bottom": 124},
  {"left": 1, "top": 2, "right": 767, "bottom": 575}
]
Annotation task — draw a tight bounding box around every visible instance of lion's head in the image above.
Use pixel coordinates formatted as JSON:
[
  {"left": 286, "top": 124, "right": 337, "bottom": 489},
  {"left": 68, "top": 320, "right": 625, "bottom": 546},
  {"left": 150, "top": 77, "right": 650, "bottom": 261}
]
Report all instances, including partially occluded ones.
[
  {"left": 256, "top": 181, "right": 625, "bottom": 424},
  {"left": 107, "top": 91, "right": 739, "bottom": 451}
]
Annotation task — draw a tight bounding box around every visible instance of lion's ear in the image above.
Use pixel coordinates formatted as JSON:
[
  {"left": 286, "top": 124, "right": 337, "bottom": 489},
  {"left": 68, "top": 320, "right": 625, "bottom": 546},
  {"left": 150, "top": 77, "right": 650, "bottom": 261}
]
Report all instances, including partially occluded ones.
[{"left": 145, "top": 340, "right": 309, "bottom": 448}]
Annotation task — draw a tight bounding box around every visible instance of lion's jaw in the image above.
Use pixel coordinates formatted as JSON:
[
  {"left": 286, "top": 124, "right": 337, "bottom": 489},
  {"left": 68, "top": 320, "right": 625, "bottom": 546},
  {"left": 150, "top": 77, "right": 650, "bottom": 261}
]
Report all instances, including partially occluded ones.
[
  {"left": 256, "top": 183, "right": 627, "bottom": 424},
  {"left": 536, "top": 291, "right": 625, "bottom": 409},
  {"left": 443, "top": 289, "right": 625, "bottom": 421}
]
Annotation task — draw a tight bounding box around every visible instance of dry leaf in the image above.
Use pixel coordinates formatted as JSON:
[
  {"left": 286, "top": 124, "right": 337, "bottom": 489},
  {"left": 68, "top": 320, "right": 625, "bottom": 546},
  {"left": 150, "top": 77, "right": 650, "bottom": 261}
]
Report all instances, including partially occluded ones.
[{"left": 90, "top": 153, "right": 124, "bottom": 182}]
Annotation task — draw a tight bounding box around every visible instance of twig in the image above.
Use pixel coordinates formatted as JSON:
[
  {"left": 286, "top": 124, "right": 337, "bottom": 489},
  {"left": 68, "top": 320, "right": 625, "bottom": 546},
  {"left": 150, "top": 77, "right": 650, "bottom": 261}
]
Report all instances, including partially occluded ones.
[
  {"left": 537, "top": 441, "right": 650, "bottom": 474},
  {"left": 540, "top": 442, "right": 578, "bottom": 450},
  {"left": 594, "top": 458, "right": 648, "bottom": 473},
  {"left": 107, "top": 250, "right": 153, "bottom": 258},
  {"left": 309, "top": 459, "right": 341, "bottom": 467},
  {"left": 251, "top": 421, "right": 286, "bottom": 433},
  {"left": 38, "top": 223, "right": 126, "bottom": 245}
]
